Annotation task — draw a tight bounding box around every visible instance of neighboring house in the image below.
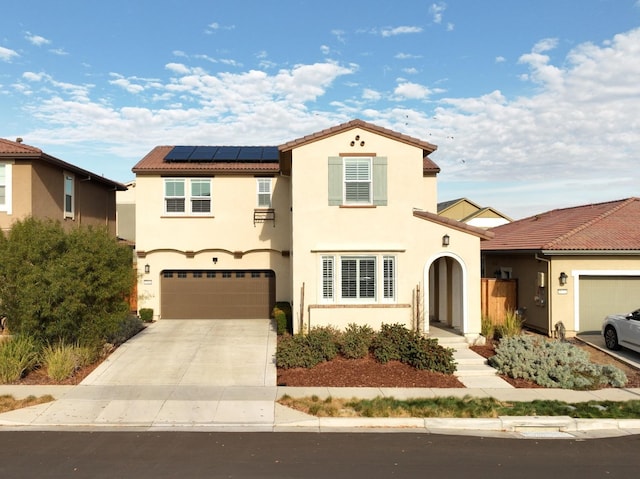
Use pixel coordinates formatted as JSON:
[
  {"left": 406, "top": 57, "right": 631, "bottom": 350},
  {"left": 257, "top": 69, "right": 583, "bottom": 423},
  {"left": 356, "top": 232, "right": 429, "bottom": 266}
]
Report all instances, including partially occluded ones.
[
  {"left": 133, "top": 119, "right": 492, "bottom": 342},
  {"left": 438, "top": 197, "right": 511, "bottom": 229},
  {"left": 116, "top": 180, "right": 136, "bottom": 243},
  {"left": 481, "top": 198, "right": 640, "bottom": 336},
  {"left": 0, "top": 138, "right": 126, "bottom": 234}
]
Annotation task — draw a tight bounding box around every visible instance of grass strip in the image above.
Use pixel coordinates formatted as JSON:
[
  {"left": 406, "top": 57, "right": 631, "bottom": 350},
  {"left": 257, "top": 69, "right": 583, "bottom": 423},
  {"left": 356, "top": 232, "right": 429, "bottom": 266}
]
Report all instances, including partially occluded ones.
[
  {"left": 0, "top": 394, "right": 55, "bottom": 414},
  {"left": 278, "top": 394, "right": 640, "bottom": 419}
]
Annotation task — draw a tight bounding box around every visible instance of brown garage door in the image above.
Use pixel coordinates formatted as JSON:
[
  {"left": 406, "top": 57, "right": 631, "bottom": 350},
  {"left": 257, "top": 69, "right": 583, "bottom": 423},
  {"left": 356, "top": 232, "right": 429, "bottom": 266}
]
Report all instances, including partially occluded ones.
[{"left": 161, "top": 270, "right": 275, "bottom": 319}]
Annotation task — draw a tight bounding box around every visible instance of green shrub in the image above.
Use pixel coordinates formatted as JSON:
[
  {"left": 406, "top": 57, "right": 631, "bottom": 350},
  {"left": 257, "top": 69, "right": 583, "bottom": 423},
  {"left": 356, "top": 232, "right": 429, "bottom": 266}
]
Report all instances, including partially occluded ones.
[
  {"left": 0, "top": 335, "right": 40, "bottom": 383},
  {"left": 42, "top": 342, "right": 77, "bottom": 381},
  {"left": 339, "top": 323, "right": 375, "bottom": 359},
  {"left": 405, "top": 337, "right": 457, "bottom": 374},
  {"left": 371, "top": 323, "right": 414, "bottom": 363},
  {"left": 276, "top": 334, "right": 325, "bottom": 369},
  {"left": 306, "top": 326, "right": 340, "bottom": 362},
  {"left": 272, "top": 302, "right": 292, "bottom": 335},
  {"left": 0, "top": 218, "right": 135, "bottom": 347},
  {"left": 481, "top": 315, "right": 496, "bottom": 340},
  {"left": 489, "top": 335, "right": 628, "bottom": 389},
  {"left": 496, "top": 309, "right": 523, "bottom": 338},
  {"left": 107, "top": 314, "right": 144, "bottom": 347},
  {"left": 139, "top": 308, "right": 154, "bottom": 323}
]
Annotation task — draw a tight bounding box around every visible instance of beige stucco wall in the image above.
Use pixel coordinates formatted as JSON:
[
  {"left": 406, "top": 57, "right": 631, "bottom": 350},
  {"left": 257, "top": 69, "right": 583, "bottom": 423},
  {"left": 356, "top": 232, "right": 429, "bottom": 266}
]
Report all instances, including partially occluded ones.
[
  {"left": 483, "top": 252, "right": 640, "bottom": 336},
  {"left": 135, "top": 173, "right": 293, "bottom": 317},
  {"left": 288, "top": 127, "right": 482, "bottom": 339}
]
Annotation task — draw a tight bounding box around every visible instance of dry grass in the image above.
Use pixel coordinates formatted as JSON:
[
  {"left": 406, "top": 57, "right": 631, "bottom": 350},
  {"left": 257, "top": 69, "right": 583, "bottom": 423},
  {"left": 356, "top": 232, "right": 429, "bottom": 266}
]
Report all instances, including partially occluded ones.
[{"left": 0, "top": 394, "right": 55, "bottom": 414}]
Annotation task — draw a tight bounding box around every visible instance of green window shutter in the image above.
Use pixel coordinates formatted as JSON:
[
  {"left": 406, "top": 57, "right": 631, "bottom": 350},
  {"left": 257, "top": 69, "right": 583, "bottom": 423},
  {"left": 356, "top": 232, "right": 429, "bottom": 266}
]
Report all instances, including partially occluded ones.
[
  {"left": 328, "top": 156, "right": 343, "bottom": 206},
  {"left": 372, "top": 156, "right": 387, "bottom": 206}
]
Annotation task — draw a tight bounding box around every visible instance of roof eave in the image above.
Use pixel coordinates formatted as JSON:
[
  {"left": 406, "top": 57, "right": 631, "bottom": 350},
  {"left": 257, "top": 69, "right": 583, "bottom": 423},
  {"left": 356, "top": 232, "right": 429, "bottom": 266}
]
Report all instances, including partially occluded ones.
[{"left": 413, "top": 210, "right": 494, "bottom": 240}]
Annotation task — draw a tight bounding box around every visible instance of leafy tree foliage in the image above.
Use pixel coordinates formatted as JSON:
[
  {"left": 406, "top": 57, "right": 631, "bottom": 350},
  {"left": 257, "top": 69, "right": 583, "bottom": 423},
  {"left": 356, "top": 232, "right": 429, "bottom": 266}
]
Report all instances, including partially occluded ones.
[{"left": 0, "top": 218, "right": 134, "bottom": 347}]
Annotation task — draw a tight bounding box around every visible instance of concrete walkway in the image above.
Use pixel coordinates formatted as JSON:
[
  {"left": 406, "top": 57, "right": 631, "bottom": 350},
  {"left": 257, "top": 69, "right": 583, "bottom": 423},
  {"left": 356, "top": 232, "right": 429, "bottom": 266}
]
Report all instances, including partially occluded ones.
[{"left": 1, "top": 321, "right": 640, "bottom": 438}]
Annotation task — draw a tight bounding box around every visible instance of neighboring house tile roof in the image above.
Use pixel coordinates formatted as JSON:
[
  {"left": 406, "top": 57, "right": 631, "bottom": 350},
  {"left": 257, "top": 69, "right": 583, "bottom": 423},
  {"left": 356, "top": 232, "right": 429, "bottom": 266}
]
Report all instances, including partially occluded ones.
[
  {"left": 0, "top": 138, "right": 127, "bottom": 190},
  {"left": 437, "top": 197, "right": 481, "bottom": 213},
  {"left": 481, "top": 197, "right": 640, "bottom": 252},
  {"left": 132, "top": 145, "right": 281, "bottom": 174}
]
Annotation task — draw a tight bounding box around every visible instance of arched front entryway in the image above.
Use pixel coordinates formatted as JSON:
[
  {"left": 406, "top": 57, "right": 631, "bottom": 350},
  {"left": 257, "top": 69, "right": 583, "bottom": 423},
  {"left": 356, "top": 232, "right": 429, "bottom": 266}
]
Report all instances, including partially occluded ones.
[{"left": 424, "top": 252, "right": 467, "bottom": 336}]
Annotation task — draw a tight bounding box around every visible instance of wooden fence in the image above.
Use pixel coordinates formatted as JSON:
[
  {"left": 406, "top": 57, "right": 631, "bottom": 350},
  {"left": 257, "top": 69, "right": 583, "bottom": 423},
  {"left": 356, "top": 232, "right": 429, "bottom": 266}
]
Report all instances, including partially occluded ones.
[{"left": 481, "top": 278, "right": 517, "bottom": 325}]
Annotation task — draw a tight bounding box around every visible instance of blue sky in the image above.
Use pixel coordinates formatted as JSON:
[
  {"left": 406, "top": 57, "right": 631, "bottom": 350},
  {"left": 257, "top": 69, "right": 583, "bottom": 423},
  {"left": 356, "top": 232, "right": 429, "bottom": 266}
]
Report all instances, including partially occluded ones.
[{"left": 2, "top": 0, "right": 640, "bottom": 219}]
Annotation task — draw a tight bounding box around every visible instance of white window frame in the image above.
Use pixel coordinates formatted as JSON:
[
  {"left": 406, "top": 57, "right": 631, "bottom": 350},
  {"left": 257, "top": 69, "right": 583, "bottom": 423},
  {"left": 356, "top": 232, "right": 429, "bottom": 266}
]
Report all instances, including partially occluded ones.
[
  {"left": 164, "top": 178, "right": 212, "bottom": 216},
  {"left": 0, "top": 162, "right": 12, "bottom": 214},
  {"left": 321, "top": 255, "right": 335, "bottom": 302},
  {"left": 341, "top": 256, "right": 377, "bottom": 302},
  {"left": 189, "top": 178, "right": 211, "bottom": 215},
  {"left": 383, "top": 255, "right": 396, "bottom": 302},
  {"left": 64, "top": 172, "right": 74, "bottom": 219},
  {"left": 343, "top": 157, "right": 372, "bottom": 205},
  {"left": 256, "top": 178, "right": 272, "bottom": 208}
]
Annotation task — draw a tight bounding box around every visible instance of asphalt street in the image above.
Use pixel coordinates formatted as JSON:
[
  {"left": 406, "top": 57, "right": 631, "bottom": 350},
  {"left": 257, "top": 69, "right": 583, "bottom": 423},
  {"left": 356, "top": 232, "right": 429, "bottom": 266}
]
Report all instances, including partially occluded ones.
[{"left": 0, "top": 432, "right": 639, "bottom": 478}]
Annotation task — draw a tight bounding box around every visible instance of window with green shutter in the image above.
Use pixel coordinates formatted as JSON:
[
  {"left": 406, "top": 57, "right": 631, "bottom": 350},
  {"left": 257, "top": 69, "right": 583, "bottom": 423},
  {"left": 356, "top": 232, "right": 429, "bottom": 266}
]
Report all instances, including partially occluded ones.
[{"left": 327, "top": 156, "right": 387, "bottom": 206}]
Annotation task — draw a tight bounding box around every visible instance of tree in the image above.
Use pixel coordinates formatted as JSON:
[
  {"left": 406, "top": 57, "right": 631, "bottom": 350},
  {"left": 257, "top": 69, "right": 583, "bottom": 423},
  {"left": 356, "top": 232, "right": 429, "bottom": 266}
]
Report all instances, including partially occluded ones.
[{"left": 0, "top": 218, "right": 134, "bottom": 346}]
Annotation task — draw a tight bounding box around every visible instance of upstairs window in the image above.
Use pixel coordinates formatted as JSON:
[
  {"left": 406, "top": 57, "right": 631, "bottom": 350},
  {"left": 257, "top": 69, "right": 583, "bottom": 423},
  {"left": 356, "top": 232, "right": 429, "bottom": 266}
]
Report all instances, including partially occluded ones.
[
  {"left": 164, "top": 178, "right": 212, "bottom": 215},
  {"left": 344, "top": 158, "right": 371, "bottom": 204},
  {"left": 64, "top": 173, "right": 74, "bottom": 218},
  {"left": 0, "top": 163, "right": 11, "bottom": 213},
  {"left": 190, "top": 179, "right": 211, "bottom": 214},
  {"left": 328, "top": 156, "right": 387, "bottom": 206},
  {"left": 256, "top": 178, "right": 272, "bottom": 208}
]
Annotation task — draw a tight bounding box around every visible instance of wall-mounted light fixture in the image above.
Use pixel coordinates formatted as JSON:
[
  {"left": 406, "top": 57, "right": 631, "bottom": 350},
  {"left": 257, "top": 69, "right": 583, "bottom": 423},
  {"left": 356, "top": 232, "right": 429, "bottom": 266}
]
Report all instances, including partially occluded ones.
[
  {"left": 559, "top": 272, "right": 568, "bottom": 285},
  {"left": 212, "top": 257, "right": 218, "bottom": 264},
  {"left": 144, "top": 264, "right": 150, "bottom": 274},
  {"left": 442, "top": 234, "right": 450, "bottom": 247}
]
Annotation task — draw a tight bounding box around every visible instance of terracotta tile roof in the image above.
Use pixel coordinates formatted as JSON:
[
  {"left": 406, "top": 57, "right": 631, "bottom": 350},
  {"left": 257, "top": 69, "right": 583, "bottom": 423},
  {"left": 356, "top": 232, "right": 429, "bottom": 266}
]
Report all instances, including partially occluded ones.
[
  {"left": 280, "top": 118, "right": 438, "bottom": 151},
  {"left": 0, "top": 138, "right": 127, "bottom": 190},
  {"left": 413, "top": 209, "right": 494, "bottom": 240},
  {"left": 481, "top": 198, "right": 640, "bottom": 252},
  {"left": 0, "top": 138, "right": 42, "bottom": 155},
  {"left": 132, "top": 146, "right": 281, "bottom": 174}
]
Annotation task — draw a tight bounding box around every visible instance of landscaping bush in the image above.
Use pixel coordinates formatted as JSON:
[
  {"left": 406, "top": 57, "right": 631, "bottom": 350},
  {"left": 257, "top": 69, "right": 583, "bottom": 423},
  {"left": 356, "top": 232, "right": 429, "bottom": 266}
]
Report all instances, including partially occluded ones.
[
  {"left": 139, "top": 308, "right": 154, "bottom": 323},
  {"left": 42, "top": 342, "right": 77, "bottom": 382},
  {"left": 489, "top": 335, "right": 628, "bottom": 389},
  {"left": 107, "top": 314, "right": 144, "bottom": 347},
  {"left": 276, "top": 334, "right": 325, "bottom": 369},
  {"left": 481, "top": 315, "right": 496, "bottom": 340},
  {"left": 496, "top": 309, "right": 523, "bottom": 338},
  {"left": 371, "top": 323, "right": 415, "bottom": 363},
  {"left": 306, "top": 326, "right": 340, "bottom": 361},
  {"left": 0, "top": 335, "right": 40, "bottom": 383},
  {"left": 272, "top": 302, "right": 292, "bottom": 335},
  {"left": 371, "top": 323, "right": 456, "bottom": 374},
  {"left": 0, "top": 218, "right": 135, "bottom": 347},
  {"left": 339, "top": 323, "right": 375, "bottom": 359}
]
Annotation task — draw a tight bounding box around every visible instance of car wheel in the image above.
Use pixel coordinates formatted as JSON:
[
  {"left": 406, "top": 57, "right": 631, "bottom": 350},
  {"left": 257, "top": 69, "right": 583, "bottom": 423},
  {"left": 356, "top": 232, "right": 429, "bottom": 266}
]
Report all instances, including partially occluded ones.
[{"left": 604, "top": 326, "right": 620, "bottom": 350}]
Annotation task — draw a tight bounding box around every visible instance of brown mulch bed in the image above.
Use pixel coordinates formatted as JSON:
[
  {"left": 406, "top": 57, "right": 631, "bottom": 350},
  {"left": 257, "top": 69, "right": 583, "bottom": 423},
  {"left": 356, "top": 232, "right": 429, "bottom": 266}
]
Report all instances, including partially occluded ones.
[
  {"left": 278, "top": 338, "right": 640, "bottom": 389},
  {"left": 277, "top": 354, "right": 464, "bottom": 388},
  {"left": 15, "top": 361, "right": 102, "bottom": 386}
]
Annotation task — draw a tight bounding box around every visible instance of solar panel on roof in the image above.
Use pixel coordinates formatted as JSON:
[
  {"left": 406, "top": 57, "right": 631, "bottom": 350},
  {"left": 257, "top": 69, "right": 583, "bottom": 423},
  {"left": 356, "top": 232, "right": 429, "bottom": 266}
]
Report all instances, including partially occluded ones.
[
  {"left": 262, "top": 147, "right": 280, "bottom": 161},
  {"left": 237, "top": 146, "right": 262, "bottom": 161},
  {"left": 190, "top": 146, "right": 219, "bottom": 161},
  {"left": 165, "top": 146, "right": 196, "bottom": 161},
  {"left": 213, "top": 146, "right": 241, "bottom": 161}
]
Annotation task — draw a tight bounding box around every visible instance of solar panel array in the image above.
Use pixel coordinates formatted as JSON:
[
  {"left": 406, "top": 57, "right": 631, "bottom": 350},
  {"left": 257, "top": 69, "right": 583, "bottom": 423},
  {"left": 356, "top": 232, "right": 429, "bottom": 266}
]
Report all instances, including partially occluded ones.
[{"left": 164, "top": 146, "right": 279, "bottom": 163}]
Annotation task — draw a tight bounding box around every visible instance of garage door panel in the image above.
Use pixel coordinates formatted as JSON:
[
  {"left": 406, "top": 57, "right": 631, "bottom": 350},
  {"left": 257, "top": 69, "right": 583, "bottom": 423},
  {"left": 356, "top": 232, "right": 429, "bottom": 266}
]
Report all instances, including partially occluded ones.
[
  {"left": 161, "top": 270, "right": 275, "bottom": 319},
  {"left": 579, "top": 276, "right": 640, "bottom": 333}
]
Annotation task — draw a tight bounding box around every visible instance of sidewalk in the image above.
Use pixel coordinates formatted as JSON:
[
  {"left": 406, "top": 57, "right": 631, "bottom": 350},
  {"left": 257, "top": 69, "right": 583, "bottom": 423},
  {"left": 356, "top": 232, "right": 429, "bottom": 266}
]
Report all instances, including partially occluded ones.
[{"left": 2, "top": 383, "right": 640, "bottom": 438}]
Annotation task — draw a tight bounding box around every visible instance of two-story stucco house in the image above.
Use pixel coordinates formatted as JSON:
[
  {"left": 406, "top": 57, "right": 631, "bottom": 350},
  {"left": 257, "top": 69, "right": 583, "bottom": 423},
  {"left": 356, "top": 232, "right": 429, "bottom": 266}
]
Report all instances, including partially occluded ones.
[
  {"left": 133, "top": 120, "right": 492, "bottom": 341},
  {"left": 0, "top": 138, "right": 126, "bottom": 234}
]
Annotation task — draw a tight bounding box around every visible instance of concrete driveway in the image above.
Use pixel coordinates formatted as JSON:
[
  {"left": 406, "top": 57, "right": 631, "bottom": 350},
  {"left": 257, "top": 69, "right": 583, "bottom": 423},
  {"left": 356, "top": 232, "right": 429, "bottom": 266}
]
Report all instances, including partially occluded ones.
[{"left": 82, "top": 319, "right": 277, "bottom": 387}]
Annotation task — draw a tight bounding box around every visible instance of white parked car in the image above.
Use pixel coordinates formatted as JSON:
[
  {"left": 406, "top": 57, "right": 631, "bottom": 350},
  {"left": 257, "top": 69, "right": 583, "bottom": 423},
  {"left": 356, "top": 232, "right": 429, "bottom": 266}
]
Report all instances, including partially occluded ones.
[{"left": 602, "top": 309, "right": 640, "bottom": 354}]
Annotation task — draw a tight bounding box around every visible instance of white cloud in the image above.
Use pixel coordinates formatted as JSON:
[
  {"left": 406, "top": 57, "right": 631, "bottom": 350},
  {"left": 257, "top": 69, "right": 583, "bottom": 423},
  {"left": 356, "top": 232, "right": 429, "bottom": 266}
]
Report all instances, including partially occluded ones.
[
  {"left": 394, "top": 81, "right": 431, "bottom": 99},
  {"left": 395, "top": 52, "right": 422, "bottom": 60},
  {"left": 50, "top": 48, "right": 68, "bottom": 56},
  {"left": 0, "top": 46, "right": 19, "bottom": 62},
  {"left": 165, "top": 63, "right": 191, "bottom": 75},
  {"left": 362, "top": 88, "right": 382, "bottom": 101},
  {"left": 403, "top": 67, "right": 419, "bottom": 75},
  {"left": 320, "top": 45, "right": 330, "bottom": 55},
  {"left": 429, "top": 2, "right": 447, "bottom": 24},
  {"left": 380, "top": 26, "right": 423, "bottom": 37},
  {"left": 205, "top": 22, "right": 235, "bottom": 34},
  {"left": 109, "top": 74, "right": 145, "bottom": 94},
  {"left": 25, "top": 32, "right": 51, "bottom": 46},
  {"left": 495, "top": 56, "right": 506, "bottom": 63}
]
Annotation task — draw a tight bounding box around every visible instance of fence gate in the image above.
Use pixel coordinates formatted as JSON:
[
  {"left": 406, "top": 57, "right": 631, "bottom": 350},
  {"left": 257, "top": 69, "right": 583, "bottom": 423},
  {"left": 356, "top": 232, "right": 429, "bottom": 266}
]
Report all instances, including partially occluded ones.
[{"left": 481, "top": 278, "right": 517, "bottom": 325}]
